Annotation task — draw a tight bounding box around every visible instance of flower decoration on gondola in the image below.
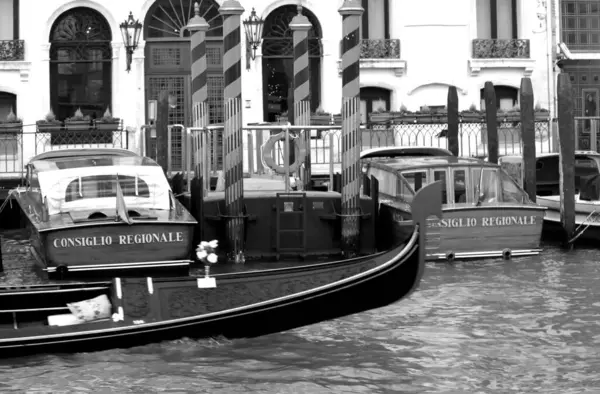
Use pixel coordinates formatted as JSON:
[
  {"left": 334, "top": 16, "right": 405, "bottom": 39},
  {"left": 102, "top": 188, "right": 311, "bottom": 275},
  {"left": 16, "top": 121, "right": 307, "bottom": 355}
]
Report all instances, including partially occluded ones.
[{"left": 197, "top": 240, "right": 219, "bottom": 277}]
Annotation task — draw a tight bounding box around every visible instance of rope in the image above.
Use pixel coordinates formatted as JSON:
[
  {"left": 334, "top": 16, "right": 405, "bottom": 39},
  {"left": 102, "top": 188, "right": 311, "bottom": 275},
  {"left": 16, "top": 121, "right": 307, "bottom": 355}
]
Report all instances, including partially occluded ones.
[
  {"left": 0, "top": 190, "right": 14, "bottom": 215},
  {"left": 568, "top": 209, "right": 599, "bottom": 244}
]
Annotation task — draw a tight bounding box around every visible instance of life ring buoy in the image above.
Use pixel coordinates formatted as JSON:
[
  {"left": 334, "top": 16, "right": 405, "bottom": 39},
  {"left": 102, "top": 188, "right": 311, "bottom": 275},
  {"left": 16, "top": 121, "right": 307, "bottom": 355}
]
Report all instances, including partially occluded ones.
[{"left": 261, "top": 131, "right": 307, "bottom": 175}]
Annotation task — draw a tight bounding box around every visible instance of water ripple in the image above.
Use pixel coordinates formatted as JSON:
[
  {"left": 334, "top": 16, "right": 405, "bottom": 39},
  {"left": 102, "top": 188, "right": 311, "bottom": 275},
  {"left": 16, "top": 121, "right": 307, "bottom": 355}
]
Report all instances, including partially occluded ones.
[{"left": 1, "top": 230, "right": 600, "bottom": 392}]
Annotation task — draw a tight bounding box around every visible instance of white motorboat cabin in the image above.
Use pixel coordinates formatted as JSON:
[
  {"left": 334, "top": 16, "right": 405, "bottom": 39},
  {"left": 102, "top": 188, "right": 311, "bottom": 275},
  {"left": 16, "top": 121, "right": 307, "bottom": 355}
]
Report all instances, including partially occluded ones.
[{"left": 25, "top": 153, "right": 173, "bottom": 216}]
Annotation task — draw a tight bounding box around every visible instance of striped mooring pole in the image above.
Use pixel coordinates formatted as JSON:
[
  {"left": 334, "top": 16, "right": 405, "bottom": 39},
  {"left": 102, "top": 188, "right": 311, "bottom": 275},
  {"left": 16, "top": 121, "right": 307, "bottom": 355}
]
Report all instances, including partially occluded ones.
[
  {"left": 290, "top": 5, "right": 312, "bottom": 191},
  {"left": 339, "top": 0, "right": 364, "bottom": 257},
  {"left": 186, "top": 3, "right": 210, "bottom": 194},
  {"left": 219, "top": 0, "right": 245, "bottom": 263}
]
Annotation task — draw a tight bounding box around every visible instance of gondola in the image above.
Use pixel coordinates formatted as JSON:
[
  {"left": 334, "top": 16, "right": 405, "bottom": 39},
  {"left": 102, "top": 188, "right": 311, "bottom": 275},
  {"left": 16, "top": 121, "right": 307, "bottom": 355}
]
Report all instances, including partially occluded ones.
[{"left": 0, "top": 180, "right": 442, "bottom": 358}]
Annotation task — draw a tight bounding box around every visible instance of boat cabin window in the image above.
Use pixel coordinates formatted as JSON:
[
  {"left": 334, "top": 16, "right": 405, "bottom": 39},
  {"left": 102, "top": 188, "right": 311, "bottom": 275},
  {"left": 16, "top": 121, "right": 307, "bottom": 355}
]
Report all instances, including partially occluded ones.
[
  {"left": 453, "top": 169, "right": 467, "bottom": 203},
  {"left": 498, "top": 169, "right": 528, "bottom": 203},
  {"left": 65, "top": 175, "right": 150, "bottom": 202},
  {"left": 433, "top": 170, "right": 448, "bottom": 204},
  {"left": 472, "top": 168, "right": 499, "bottom": 203},
  {"left": 395, "top": 175, "right": 415, "bottom": 203},
  {"left": 402, "top": 171, "right": 427, "bottom": 192}
]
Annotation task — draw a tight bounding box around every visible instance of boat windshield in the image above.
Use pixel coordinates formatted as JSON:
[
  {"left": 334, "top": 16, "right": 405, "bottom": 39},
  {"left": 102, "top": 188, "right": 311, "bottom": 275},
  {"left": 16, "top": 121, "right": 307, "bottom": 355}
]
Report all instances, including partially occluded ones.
[
  {"left": 472, "top": 167, "right": 529, "bottom": 204},
  {"left": 35, "top": 163, "right": 172, "bottom": 215},
  {"left": 366, "top": 166, "right": 415, "bottom": 203}
]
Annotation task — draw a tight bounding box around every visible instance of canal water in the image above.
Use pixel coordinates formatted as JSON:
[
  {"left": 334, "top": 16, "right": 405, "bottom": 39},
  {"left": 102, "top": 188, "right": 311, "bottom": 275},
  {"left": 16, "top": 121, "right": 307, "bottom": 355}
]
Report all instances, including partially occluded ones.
[{"left": 0, "top": 229, "right": 599, "bottom": 393}]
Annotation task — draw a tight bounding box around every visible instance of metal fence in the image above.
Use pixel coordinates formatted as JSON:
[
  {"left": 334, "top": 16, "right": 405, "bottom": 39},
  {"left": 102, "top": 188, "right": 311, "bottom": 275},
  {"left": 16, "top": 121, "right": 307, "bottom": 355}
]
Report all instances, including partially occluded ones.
[
  {"left": 0, "top": 119, "right": 557, "bottom": 179},
  {"left": 152, "top": 120, "right": 556, "bottom": 175},
  {"left": 0, "top": 124, "right": 129, "bottom": 178}
]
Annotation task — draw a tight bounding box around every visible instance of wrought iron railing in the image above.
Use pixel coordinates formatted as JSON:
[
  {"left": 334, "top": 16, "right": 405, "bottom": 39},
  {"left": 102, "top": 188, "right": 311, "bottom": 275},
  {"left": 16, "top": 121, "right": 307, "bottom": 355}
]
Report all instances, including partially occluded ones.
[
  {"left": 339, "top": 38, "right": 401, "bottom": 59},
  {"left": 0, "top": 123, "right": 130, "bottom": 177},
  {"left": 0, "top": 40, "right": 25, "bottom": 61},
  {"left": 472, "top": 39, "right": 530, "bottom": 59},
  {"left": 360, "top": 39, "right": 400, "bottom": 59}
]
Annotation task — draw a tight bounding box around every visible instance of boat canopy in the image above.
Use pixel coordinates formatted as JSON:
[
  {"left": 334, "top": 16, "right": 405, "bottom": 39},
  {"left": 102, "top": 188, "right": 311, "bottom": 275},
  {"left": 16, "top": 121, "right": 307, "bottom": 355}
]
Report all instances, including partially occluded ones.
[{"left": 33, "top": 157, "right": 172, "bottom": 215}]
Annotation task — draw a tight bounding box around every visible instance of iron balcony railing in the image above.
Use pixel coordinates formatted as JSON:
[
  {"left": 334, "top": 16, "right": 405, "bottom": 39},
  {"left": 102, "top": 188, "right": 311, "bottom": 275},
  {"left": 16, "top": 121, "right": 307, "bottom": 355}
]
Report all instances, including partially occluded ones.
[
  {"left": 0, "top": 40, "right": 25, "bottom": 61},
  {"left": 472, "top": 38, "right": 530, "bottom": 59}
]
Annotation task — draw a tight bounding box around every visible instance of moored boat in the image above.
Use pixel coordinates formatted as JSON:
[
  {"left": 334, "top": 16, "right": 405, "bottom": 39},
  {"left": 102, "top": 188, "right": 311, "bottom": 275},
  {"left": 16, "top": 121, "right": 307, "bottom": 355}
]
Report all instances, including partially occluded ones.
[
  {"left": 500, "top": 151, "right": 600, "bottom": 243},
  {"left": 364, "top": 149, "right": 546, "bottom": 261},
  {"left": 10, "top": 148, "right": 197, "bottom": 277},
  {"left": 0, "top": 180, "right": 442, "bottom": 357}
]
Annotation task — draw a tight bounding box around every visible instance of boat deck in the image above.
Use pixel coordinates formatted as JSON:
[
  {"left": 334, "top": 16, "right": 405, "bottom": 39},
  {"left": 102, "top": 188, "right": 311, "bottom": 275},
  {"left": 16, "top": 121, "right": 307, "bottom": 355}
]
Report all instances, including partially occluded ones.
[{"left": 0, "top": 230, "right": 349, "bottom": 288}]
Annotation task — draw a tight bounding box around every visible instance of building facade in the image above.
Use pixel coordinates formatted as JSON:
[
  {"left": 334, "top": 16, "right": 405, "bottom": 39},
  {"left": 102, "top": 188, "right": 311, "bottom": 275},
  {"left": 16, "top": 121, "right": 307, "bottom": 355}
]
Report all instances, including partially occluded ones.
[{"left": 0, "top": 0, "right": 556, "bottom": 164}]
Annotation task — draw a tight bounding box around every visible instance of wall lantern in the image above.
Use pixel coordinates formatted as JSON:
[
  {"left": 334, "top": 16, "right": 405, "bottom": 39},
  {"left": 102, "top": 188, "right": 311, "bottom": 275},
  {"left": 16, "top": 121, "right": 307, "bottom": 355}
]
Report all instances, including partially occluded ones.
[
  {"left": 242, "top": 8, "right": 264, "bottom": 69},
  {"left": 120, "top": 12, "right": 143, "bottom": 72}
]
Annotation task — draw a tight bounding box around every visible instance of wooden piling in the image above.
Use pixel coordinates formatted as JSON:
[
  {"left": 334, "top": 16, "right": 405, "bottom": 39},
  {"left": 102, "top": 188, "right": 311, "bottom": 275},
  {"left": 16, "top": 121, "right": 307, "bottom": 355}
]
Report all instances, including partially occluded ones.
[
  {"left": 339, "top": 0, "right": 364, "bottom": 257},
  {"left": 447, "top": 86, "right": 459, "bottom": 156},
  {"left": 362, "top": 173, "right": 371, "bottom": 197},
  {"left": 370, "top": 175, "right": 379, "bottom": 250},
  {"left": 219, "top": 0, "right": 245, "bottom": 262},
  {"left": 156, "top": 90, "right": 170, "bottom": 174},
  {"left": 484, "top": 82, "right": 499, "bottom": 164},
  {"left": 190, "top": 176, "right": 204, "bottom": 247},
  {"left": 557, "top": 73, "right": 576, "bottom": 248},
  {"left": 290, "top": 5, "right": 312, "bottom": 190},
  {"left": 520, "top": 77, "right": 537, "bottom": 202}
]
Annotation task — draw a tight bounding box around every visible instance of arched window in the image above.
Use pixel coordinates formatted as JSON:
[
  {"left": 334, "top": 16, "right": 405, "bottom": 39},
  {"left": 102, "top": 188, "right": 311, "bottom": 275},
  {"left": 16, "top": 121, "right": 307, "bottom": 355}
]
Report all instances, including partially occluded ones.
[
  {"left": 145, "top": 0, "right": 222, "bottom": 38},
  {"left": 262, "top": 5, "right": 322, "bottom": 122},
  {"left": 49, "top": 8, "right": 112, "bottom": 121},
  {"left": 480, "top": 85, "right": 518, "bottom": 111}
]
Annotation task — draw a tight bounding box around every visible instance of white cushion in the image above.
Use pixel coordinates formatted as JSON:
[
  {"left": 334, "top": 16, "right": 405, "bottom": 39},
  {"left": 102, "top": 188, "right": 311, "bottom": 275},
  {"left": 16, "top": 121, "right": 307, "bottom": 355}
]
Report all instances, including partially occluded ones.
[{"left": 67, "top": 294, "right": 112, "bottom": 323}]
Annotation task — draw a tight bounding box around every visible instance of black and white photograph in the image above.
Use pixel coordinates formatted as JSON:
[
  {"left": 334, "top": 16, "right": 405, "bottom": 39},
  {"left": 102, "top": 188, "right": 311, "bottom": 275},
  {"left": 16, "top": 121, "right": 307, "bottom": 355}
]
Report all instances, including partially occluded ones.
[{"left": 0, "top": 0, "right": 597, "bottom": 393}]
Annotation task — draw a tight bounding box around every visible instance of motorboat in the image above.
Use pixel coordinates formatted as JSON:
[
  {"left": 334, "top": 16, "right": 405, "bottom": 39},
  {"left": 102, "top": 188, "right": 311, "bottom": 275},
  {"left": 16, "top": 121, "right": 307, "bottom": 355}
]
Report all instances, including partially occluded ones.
[
  {"left": 10, "top": 148, "right": 197, "bottom": 277},
  {"left": 364, "top": 150, "right": 546, "bottom": 261}
]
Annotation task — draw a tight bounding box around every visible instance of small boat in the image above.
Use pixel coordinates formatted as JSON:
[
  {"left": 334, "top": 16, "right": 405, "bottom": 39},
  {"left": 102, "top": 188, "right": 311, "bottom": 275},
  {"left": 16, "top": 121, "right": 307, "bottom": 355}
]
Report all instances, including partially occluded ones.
[
  {"left": 0, "top": 181, "right": 442, "bottom": 357},
  {"left": 500, "top": 151, "right": 600, "bottom": 243},
  {"left": 364, "top": 148, "right": 546, "bottom": 261},
  {"left": 10, "top": 148, "right": 197, "bottom": 276}
]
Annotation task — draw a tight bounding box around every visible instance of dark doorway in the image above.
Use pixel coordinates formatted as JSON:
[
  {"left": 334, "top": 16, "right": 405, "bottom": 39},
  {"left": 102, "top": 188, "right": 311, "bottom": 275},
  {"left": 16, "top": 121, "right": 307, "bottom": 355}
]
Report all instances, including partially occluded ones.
[
  {"left": 143, "top": 0, "right": 224, "bottom": 170},
  {"left": 262, "top": 5, "right": 322, "bottom": 122}
]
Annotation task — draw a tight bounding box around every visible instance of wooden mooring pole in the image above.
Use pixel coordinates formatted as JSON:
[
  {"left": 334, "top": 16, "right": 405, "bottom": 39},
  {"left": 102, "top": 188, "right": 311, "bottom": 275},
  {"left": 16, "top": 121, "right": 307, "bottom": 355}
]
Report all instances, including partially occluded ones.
[
  {"left": 447, "top": 86, "right": 459, "bottom": 156},
  {"left": 484, "top": 81, "right": 498, "bottom": 164},
  {"left": 339, "top": 0, "right": 364, "bottom": 257},
  {"left": 219, "top": 0, "right": 245, "bottom": 263},
  {"left": 520, "top": 77, "right": 537, "bottom": 202},
  {"left": 290, "top": 5, "right": 312, "bottom": 191},
  {"left": 156, "top": 90, "right": 170, "bottom": 175},
  {"left": 557, "top": 73, "right": 576, "bottom": 248}
]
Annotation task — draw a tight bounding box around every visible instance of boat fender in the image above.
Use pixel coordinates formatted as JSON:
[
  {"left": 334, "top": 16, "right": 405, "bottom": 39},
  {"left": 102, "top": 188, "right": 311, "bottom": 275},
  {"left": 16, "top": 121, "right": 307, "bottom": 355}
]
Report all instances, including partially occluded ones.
[
  {"left": 502, "top": 248, "right": 512, "bottom": 260},
  {"left": 57, "top": 265, "right": 68, "bottom": 280},
  {"left": 261, "top": 131, "right": 307, "bottom": 175},
  {"left": 446, "top": 252, "right": 455, "bottom": 262}
]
